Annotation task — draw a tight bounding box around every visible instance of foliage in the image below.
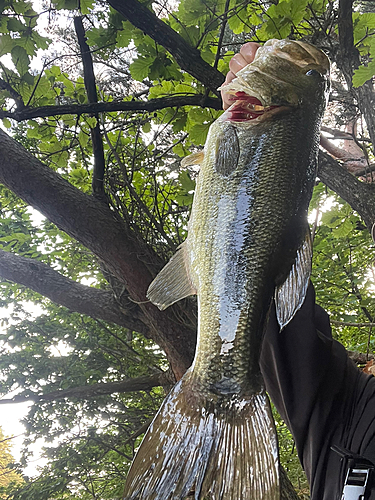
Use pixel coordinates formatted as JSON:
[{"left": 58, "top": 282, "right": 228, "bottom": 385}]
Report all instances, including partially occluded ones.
[
  {"left": 273, "top": 408, "right": 309, "bottom": 500},
  {"left": 0, "top": 0, "right": 373, "bottom": 499},
  {"left": 0, "top": 427, "right": 24, "bottom": 498},
  {"left": 311, "top": 187, "right": 375, "bottom": 352}
]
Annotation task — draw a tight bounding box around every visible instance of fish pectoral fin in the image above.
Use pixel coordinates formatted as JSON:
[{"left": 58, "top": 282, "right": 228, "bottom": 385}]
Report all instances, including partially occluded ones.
[
  {"left": 215, "top": 125, "right": 240, "bottom": 176},
  {"left": 147, "top": 240, "right": 196, "bottom": 310},
  {"left": 123, "top": 375, "right": 280, "bottom": 500},
  {"left": 275, "top": 228, "right": 312, "bottom": 329},
  {"left": 180, "top": 151, "right": 204, "bottom": 168}
]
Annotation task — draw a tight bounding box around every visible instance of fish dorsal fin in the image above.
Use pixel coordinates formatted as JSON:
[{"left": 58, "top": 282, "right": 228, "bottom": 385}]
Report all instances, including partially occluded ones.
[
  {"left": 275, "top": 229, "right": 312, "bottom": 329},
  {"left": 215, "top": 125, "right": 240, "bottom": 176},
  {"left": 147, "top": 241, "right": 196, "bottom": 310},
  {"left": 180, "top": 151, "right": 204, "bottom": 168}
]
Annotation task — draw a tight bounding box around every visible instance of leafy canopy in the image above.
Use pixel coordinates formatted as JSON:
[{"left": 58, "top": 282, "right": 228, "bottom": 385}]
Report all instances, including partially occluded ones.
[{"left": 0, "top": 0, "right": 373, "bottom": 498}]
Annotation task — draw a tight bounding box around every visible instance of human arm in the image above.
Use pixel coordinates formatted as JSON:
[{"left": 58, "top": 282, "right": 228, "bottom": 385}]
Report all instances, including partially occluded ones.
[{"left": 261, "top": 283, "right": 375, "bottom": 499}]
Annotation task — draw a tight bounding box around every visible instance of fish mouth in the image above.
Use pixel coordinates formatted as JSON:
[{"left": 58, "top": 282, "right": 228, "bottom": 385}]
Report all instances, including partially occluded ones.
[{"left": 225, "top": 91, "right": 291, "bottom": 123}]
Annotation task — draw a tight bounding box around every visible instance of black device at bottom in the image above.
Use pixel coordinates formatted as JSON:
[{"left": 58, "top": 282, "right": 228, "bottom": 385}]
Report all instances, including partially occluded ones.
[{"left": 331, "top": 445, "right": 374, "bottom": 500}]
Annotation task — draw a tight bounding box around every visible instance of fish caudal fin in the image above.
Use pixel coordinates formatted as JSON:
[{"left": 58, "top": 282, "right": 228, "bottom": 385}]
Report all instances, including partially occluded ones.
[{"left": 123, "top": 375, "right": 280, "bottom": 500}]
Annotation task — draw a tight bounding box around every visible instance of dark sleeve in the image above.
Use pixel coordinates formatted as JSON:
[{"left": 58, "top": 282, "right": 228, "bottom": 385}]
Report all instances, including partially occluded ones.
[{"left": 260, "top": 283, "right": 375, "bottom": 499}]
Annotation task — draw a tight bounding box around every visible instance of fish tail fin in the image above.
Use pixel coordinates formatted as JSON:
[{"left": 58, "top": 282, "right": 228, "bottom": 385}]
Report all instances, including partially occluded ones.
[{"left": 123, "top": 376, "right": 280, "bottom": 500}]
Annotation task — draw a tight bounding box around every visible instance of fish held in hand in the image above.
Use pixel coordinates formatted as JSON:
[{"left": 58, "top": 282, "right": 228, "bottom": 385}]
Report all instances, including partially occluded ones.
[{"left": 123, "top": 39, "right": 330, "bottom": 500}]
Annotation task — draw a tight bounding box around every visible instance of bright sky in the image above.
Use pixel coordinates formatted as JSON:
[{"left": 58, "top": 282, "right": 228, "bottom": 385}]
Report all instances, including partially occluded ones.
[
  {"left": 0, "top": 305, "right": 46, "bottom": 476},
  {"left": 0, "top": 400, "right": 43, "bottom": 477},
  {"left": 0, "top": 1, "right": 64, "bottom": 476}
]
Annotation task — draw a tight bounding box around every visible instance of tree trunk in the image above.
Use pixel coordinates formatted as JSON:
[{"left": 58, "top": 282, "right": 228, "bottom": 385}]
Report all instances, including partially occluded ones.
[{"left": 0, "top": 129, "right": 197, "bottom": 379}]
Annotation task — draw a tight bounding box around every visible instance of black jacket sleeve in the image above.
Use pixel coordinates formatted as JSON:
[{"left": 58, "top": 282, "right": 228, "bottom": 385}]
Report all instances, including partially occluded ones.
[{"left": 260, "top": 283, "right": 375, "bottom": 500}]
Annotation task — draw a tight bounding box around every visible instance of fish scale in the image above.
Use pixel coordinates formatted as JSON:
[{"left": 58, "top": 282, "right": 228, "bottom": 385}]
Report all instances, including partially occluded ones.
[
  {"left": 190, "top": 114, "right": 310, "bottom": 392},
  {"left": 124, "top": 39, "right": 330, "bottom": 500}
]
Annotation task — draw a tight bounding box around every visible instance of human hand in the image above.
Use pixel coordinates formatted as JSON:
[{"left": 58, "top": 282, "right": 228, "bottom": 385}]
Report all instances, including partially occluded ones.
[{"left": 221, "top": 42, "right": 261, "bottom": 110}]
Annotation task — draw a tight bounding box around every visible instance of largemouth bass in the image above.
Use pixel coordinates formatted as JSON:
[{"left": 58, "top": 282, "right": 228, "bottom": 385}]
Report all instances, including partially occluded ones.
[{"left": 124, "top": 39, "right": 330, "bottom": 500}]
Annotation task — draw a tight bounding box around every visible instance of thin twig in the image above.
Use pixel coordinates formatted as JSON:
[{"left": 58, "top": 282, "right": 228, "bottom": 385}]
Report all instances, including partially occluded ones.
[
  {"left": 331, "top": 320, "right": 375, "bottom": 327},
  {"left": 74, "top": 16, "right": 106, "bottom": 199}
]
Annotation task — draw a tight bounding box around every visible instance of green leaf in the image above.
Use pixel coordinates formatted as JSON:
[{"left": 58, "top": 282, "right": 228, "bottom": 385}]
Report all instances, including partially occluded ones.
[
  {"left": 179, "top": 170, "right": 195, "bottom": 192},
  {"left": 0, "top": 17, "right": 9, "bottom": 34},
  {"left": 80, "top": 0, "right": 94, "bottom": 14},
  {"left": 353, "top": 61, "right": 375, "bottom": 87},
  {"left": 11, "top": 45, "right": 30, "bottom": 76},
  {"left": 201, "top": 47, "right": 215, "bottom": 64},
  {"left": 49, "top": 65, "right": 61, "bottom": 77},
  {"left": 85, "top": 116, "right": 97, "bottom": 128},
  {"left": 1, "top": 118, "right": 11, "bottom": 129},
  {"left": 173, "top": 142, "right": 187, "bottom": 157},
  {"left": 189, "top": 122, "right": 210, "bottom": 145},
  {"left": 228, "top": 7, "right": 248, "bottom": 34},
  {"left": 116, "top": 29, "right": 132, "bottom": 48},
  {"left": 149, "top": 80, "right": 175, "bottom": 98},
  {"left": 52, "top": 0, "right": 78, "bottom": 9},
  {"left": 78, "top": 130, "right": 89, "bottom": 147},
  {"left": 142, "top": 121, "right": 151, "bottom": 133},
  {"left": 22, "top": 72, "right": 35, "bottom": 85},
  {"left": 77, "top": 92, "right": 86, "bottom": 103},
  {"left": 0, "top": 34, "right": 14, "bottom": 56},
  {"left": 175, "top": 83, "right": 194, "bottom": 94},
  {"left": 332, "top": 218, "right": 354, "bottom": 238},
  {"left": 70, "top": 168, "right": 89, "bottom": 187},
  {"left": 176, "top": 170, "right": 196, "bottom": 206},
  {"left": 16, "top": 34, "right": 37, "bottom": 56},
  {"left": 7, "top": 18, "right": 26, "bottom": 32},
  {"left": 31, "top": 31, "right": 51, "bottom": 51},
  {"left": 0, "top": 232, "right": 30, "bottom": 250},
  {"left": 129, "top": 56, "right": 152, "bottom": 81},
  {"left": 171, "top": 112, "right": 187, "bottom": 132}
]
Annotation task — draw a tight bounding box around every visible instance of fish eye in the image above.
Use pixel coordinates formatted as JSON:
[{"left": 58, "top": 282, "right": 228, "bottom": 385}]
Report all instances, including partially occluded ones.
[{"left": 305, "top": 69, "right": 322, "bottom": 77}]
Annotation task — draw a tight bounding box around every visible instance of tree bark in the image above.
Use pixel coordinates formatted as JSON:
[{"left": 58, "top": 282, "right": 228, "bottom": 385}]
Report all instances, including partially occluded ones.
[
  {"left": 0, "top": 371, "right": 172, "bottom": 403},
  {"left": 338, "top": 0, "right": 375, "bottom": 150},
  {"left": 0, "top": 249, "right": 148, "bottom": 334},
  {"left": 318, "top": 150, "right": 375, "bottom": 231},
  {"left": 280, "top": 467, "right": 301, "bottom": 500},
  {"left": 74, "top": 16, "right": 106, "bottom": 197},
  {"left": 0, "top": 95, "right": 221, "bottom": 121},
  {"left": 0, "top": 129, "right": 196, "bottom": 379}
]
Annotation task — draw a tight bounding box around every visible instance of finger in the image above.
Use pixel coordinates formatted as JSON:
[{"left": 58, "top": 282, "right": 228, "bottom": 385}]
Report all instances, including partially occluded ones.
[
  {"left": 221, "top": 71, "right": 237, "bottom": 110},
  {"left": 224, "top": 70, "right": 237, "bottom": 85},
  {"left": 240, "top": 42, "right": 261, "bottom": 64},
  {"left": 221, "top": 42, "right": 261, "bottom": 110},
  {"left": 229, "top": 53, "right": 249, "bottom": 74}
]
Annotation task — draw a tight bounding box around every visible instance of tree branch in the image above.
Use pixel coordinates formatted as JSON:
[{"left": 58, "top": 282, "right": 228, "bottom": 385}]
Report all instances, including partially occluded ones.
[
  {"left": 106, "top": 0, "right": 225, "bottom": 95},
  {"left": 0, "top": 77, "right": 24, "bottom": 110},
  {"left": 338, "top": 0, "right": 357, "bottom": 82},
  {"left": 280, "top": 467, "right": 300, "bottom": 500},
  {"left": 0, "top": 371, "right": 172, "bottom": 404},
  {"left": 0, "top": 129, "right": 196, "bottom": 378},
  {"left": 320, "top": 134, "right": 370, "bottom": 175},
  {"left": 74, "top": 16, "right": 106, "bottom": 198},
  {"left": 318, "top": 149, "right": 375, "bottom": 231},
  {"left": 348, "top": 351, "right": 375, "bottom": 364},
  {"left": 0, "top": 95, "right": 221, "bottom": 121},
  {"left": 332, "top": 320, "right": 375, "bottom": 328},
  {"left": 0, "top": 249, "right": 148, "bottom": 334},
  {"left": 338, "top": 0, "right": 375, "bottom": 150}
]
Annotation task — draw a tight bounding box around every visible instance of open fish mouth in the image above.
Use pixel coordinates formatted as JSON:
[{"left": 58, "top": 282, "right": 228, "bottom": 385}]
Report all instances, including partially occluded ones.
[
  {"left": 226, "top": 91, "right": 289, "bottom": 122},
  {"left": 220, "top": 39, "right": 330, "bottom": 124}
]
